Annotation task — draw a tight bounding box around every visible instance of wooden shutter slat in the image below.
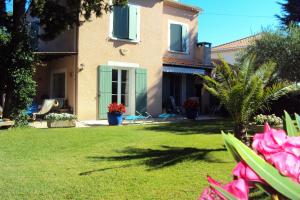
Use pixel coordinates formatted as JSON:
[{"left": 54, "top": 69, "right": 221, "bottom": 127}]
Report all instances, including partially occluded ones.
[{"left": 135, "top": 68, "right": 147, "bottom": 113}]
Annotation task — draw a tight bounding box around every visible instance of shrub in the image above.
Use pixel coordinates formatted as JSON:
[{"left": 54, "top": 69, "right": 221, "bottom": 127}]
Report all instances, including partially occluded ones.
[
  {"left": 45, "top": 113, "right": 77, "bottom": 122},
  {"left": 253, "top": 114, "right": 283, "bottom": 126},
  {"left": 183, "top": 99, "right": 199, "bottom": 110}
]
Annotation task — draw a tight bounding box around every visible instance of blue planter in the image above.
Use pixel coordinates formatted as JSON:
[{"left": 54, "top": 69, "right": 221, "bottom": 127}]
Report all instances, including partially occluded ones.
[
  {"left": 186, "top": 109, "right": 198, "bottom": 120},
  {"left": 107, "top": 112, "right": 123, "bottom": 126}
]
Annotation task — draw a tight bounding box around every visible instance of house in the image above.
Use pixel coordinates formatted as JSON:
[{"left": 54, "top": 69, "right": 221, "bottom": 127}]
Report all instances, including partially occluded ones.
[
  {"left": 31, "top": 0, "right": 213, "bottom": 120},
  {"left": 211, "top": 34, "right": 260, "bottom": 65}
]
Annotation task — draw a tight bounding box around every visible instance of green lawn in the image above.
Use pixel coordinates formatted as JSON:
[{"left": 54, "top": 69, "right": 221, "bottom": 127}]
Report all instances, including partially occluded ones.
[{"left": 0, "top": 120, "right": 235, "bottom": 200}]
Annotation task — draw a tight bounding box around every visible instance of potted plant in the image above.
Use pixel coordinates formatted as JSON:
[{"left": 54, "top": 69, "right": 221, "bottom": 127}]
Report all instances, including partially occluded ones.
[
  {"left": 184, "top": 99, "right": 199, "bottom": 120},
  {"left": 249, "top": 114, "right": 283, "bottom": 132},
  {"left": 45, "top": 113, "right": 77, "bottom": 128},
  {"left": 107, "top": 103, "right": 126, "bottom": 126}
]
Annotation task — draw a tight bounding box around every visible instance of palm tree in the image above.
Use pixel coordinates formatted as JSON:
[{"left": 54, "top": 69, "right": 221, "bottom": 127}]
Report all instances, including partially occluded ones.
[{"left": 202, "top": 57, "right": 299, "bottom": 139}]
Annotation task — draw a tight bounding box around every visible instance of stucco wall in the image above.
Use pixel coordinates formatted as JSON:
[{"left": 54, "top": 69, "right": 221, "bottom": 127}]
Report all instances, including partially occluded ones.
[
  {"left": 48, "top": 56, "right": 76, "bottom": 111},
  {"left": 77, "top": 0, "right": 164, "bottom": 120},
  {"left": 163, "top": 4, "right": 199, "bottom": 60},
  {"left": 211, "top": 49, "right": 241, "bottom": 65},
  {"left": 35, "top": 56, "right": 76, "bottom": 111}
]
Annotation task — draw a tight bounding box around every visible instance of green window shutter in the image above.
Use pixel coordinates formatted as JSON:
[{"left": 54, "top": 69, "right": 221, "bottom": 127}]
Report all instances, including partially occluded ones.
[
  {"left": 135, "top": 68, "right": 147, "bottom": 113},
  {"left": 170, "top": 24, "right": 182, "bottom": 52},
  {"left": 182, "top": 25, "right": 188, "bottom": 52},
  {"left": 128, "top": 5, "right": 138, "bottom": 40},
  {"left": 113, "top": 6, "right": 129, "bottom": 39},
  {"left": 98, "top": 65, "right": 112, "bottom": 119}
]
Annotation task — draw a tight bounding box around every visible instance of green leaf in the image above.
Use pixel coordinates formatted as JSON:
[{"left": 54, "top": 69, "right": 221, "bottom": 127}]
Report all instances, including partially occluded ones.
[
  {"left": 222, "top": 132, "right": 241, "bottom": 162},
  {"left": 295, "top": 113, "right": 300, "bottom": 131},
  {"left": 254, "top": 183, "right": 271, "bottom": 197},
  {"left": 284, "top": 111, "right": 298, "bottom": 136},
  {"left": 228, "top": 134, "right": 300, "bottom": 199},
  {"left": 209, "top": 183, "right": 238, "bottom": 200}
]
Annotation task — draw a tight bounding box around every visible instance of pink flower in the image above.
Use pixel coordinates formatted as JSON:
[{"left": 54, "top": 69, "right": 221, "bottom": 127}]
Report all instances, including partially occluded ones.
[
  {"left": 252, "top": 123, "right": 300, "bottom": 183},
  {"left": 268, "top": 152, "right": 300, "bottom": 183},
  {"left": 252, "top": 123, "right": 287, "bottom": 158},
  {"left": 199, "top": 176, "right": 249, "bottom": 200},
  {"left": 232, "top": 162, "right": 264, "bottom": 184},
  {"left": 284, "top": 137, "right": 300, "bottom": 158}
]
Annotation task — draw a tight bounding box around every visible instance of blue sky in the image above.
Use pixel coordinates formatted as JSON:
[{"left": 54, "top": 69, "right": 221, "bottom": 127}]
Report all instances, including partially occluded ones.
[{"left": 182, "top": 0, "right": 283, "bottom": 46}]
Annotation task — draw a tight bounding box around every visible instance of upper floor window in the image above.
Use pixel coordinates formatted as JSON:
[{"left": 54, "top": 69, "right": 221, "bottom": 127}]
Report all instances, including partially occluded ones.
[
  {"left": 111, "top": 5, "right": 140, "bottom": 42},
  {"left": 169, "top": 21, "right": 189, "bottom": 53}
]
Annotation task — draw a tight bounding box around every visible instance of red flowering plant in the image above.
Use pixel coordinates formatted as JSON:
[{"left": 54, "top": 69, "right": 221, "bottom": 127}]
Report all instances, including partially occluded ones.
[
  {"left": 184, "top": 99, "right": 199, "bottom": 110},
  {"left": 108, "top": 103, "right": 126, "bottom": 114}
]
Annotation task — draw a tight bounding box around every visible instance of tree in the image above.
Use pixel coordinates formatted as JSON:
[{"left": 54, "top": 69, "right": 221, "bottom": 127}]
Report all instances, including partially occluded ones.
[
  {"left": 277, "top": 0, "right": 300, "bottom": 26},
  {"left": 239, "top": 24, "right": 300, "bottom": 83},
  {"left": 202, "top": 57, "right": 299, "bottom": 139},
  {"left": 0, "top": 0, "right": 127, "bottom": 122}
]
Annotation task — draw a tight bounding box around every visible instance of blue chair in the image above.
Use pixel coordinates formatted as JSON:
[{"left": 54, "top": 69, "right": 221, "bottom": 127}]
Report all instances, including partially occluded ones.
[
  {"left": 125, "top": 111, "right": 152, "bottom": 124},
  {"left": 25, "top": 103, "right": 39, "bottom": 116},
  {"left": 158, "top": 113, "right": 177, "bottom": 121}
]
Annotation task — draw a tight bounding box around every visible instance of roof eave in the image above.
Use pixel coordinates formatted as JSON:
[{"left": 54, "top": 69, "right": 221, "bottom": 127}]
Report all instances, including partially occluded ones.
[{"left": 163, "top": 0, "right": 202, "bottom": 13}]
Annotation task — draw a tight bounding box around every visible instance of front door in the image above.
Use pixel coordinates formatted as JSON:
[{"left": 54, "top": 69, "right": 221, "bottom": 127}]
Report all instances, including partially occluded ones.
[
  {"left": 112, "top": 69, "right": 130, "bottom": 114},
  {"left": 51, "top": 72, "right": 66, "bottom": 99}
]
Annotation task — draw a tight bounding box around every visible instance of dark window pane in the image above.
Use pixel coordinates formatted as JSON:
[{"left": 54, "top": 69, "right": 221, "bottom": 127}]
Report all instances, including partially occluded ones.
[
  {"left": 113, "top": 6, "right": 129, "bottom": 39},
  {"left": 52, "top": 73, "right": 65, "bottom": 98},
  {"left": 112, "top": 82, "right": 118, "bottom": 94},
  {"left": 112, "top": 95, "right": 118, "bottom": 103},
  {"left": 121, "top": 83, "right": 129, "bottom": 94},
  {"left": 112, "top": 69, "right": 118, "bottom": 82},
  {"left": 121, "top": 95, "right": 128, "bottom": 106},
  {"left": 121, "top": 70, "right": 128, "bottom": 82},
  {"left": 170, "top": 24, "right": 182, "bottom": 52}
]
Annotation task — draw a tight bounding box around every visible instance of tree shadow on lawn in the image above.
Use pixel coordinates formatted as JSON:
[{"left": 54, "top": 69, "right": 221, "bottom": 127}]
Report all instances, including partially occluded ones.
[
  {"left": 144, "top": 120, "right": 234, "bottom": 135},
  {"left": 85, "top": 145, "right": 228, "bottom": 173}
]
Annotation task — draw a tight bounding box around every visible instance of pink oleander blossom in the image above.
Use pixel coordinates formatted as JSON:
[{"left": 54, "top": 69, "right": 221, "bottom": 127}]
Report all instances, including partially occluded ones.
[
  {"left": 232, "top": 161, "right": 264, "bottom": 184},
  {"left": 199, "top": 176, "right": 249, "bottom": 200},
  {"left": 252, "top": 123, "right": 300, "bottom": 183}
]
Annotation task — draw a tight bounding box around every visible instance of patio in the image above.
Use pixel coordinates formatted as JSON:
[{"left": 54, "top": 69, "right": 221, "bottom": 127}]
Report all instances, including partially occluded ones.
[{"left": 29, "top": 115, "right": 222, "bottom": 128}]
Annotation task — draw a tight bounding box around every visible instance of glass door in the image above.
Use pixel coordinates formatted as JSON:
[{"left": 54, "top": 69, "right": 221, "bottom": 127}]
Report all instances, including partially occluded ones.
[{"left": 112, "top": 69, "right": 130, "bottom": 114}]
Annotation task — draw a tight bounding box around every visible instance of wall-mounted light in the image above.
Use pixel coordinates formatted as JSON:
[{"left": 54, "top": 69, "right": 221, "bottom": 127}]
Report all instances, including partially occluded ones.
[{"left": 79, "top": 63, "right": 85, "bottom": 71}]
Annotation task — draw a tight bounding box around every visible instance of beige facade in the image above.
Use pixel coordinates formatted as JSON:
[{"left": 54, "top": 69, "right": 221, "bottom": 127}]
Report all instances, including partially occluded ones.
[
  {"left": 212, "top": 34, "right": 260, "bottom": 65},
  {"left": 35, "top": 0, "right": 212, "bottom": 120}
]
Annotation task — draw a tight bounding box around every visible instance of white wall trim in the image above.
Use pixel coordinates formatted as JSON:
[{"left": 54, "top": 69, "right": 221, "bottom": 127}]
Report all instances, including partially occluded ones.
[
  {"left": 108, "top": 61, "right": 139, "bottom": 115},
  {"left": 168, "top": 19, "right": 189, "bottom": 54},
  {"left": 108, "top": 61, "right": 140, "bottom": 68}
]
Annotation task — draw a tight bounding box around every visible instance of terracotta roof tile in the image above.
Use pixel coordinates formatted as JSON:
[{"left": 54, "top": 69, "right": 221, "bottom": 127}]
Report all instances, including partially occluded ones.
[
  {"left": 163, "top": 57, "right": 211, "bottom": 67},
  {"left": 212, "top": 34, "right": 261, "bottom": 52}
]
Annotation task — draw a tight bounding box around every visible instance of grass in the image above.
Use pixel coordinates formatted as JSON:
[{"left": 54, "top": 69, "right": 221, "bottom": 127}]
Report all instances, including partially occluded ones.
[{"left": 0, "top": 120, "right": 236, "bottom": 200}]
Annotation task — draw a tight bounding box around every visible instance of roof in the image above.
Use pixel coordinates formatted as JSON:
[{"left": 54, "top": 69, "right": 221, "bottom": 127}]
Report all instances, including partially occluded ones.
[
  {"left": 35, "top": 52, "right": 78, "bottom": 60},
  {"left": 212, "top": 34, "right": 261, "bottom": 52},
  {"left": 163, "top": 57, "right": 213, "bottom": 68},
  {"left": 163, "top": 0, "right": 202, "bottom": 13}
]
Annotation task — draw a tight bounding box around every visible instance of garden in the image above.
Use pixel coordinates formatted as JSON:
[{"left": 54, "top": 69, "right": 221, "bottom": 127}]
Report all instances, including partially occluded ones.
[{"left": 0, "top": 120, "right": 236, "bottom": 200}]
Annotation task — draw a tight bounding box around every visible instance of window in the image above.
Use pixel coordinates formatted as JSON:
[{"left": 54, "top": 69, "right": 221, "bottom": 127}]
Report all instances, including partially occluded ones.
[
  {"left": 111, "top": 5, "right": 140, "bottom": 41},
  {"left": 111, "top": 69, "right": 129, "bottom": 106},
  {"left": 169, "top": 22, "right": 189, "bottom": 53}
]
